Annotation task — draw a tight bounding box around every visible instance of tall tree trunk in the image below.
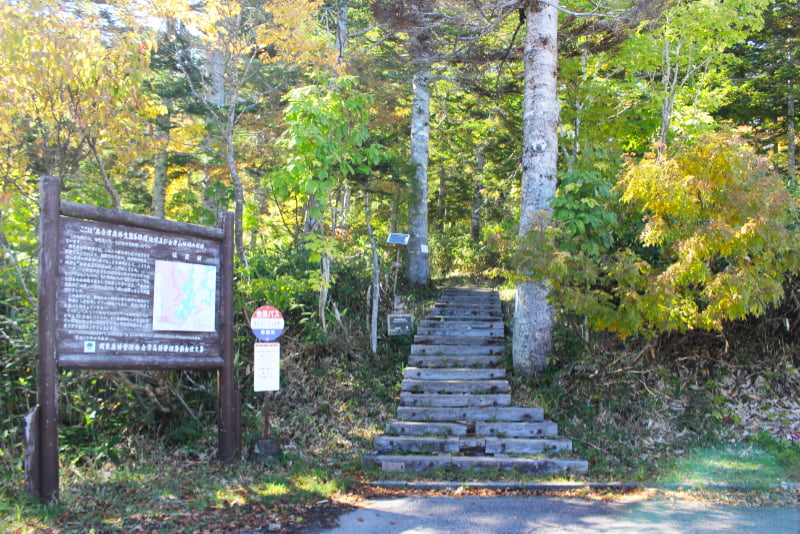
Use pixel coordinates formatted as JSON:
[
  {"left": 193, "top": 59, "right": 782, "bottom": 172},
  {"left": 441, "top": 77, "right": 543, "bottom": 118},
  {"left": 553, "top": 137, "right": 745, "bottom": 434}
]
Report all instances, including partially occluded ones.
[
  {"left": 365, "top": 192, "right": 380, "bottom": 354},
  {"left": 437, "top": 168, "right": 446, "bottom": 232},
  {"left": 335, "top": 2, "right": 349, "bottom": 65},
  {"left": 470, "top": 143, "right": 487, "bottom": 242},
  {"left": 152, "top": 149, "right": 168, "bottom": 218},
  {"left": 151, "top": 102, "right": 172, "bottom": 219},
  {"left": 408, "top": 67, "right": 432, "bottom": 286},
  {"left": 788, "top": 80, "right": 796, "bottom": 181},
  {"left": 513, "top": 0, "right": 559, "bottom": 375},
  {"left": 224, "top": 131, "right": 246, "bottom": 264}
]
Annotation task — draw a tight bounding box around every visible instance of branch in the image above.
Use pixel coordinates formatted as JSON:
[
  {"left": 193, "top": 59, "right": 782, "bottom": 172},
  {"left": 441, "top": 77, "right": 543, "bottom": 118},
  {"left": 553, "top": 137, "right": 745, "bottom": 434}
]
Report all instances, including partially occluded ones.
[
  {"left": 88, "top": 138, "right": 121, "bottom": 210},
  {"left": 537, "top": 0, "right": 636, "bottom": 19}
]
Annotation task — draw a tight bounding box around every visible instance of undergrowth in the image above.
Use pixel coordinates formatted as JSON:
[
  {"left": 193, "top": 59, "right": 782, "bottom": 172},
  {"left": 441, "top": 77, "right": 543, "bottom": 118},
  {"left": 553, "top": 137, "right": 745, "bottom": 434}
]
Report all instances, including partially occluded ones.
[{"left": 3, "top": 275, "right": 799, "bottom": 533}]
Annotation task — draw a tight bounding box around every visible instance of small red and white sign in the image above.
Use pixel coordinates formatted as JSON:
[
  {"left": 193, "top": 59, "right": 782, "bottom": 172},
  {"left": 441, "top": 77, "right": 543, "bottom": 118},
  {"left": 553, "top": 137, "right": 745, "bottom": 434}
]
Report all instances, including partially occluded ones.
[{"left": 251, "top": 305, "right": 284, "bottom": 342}]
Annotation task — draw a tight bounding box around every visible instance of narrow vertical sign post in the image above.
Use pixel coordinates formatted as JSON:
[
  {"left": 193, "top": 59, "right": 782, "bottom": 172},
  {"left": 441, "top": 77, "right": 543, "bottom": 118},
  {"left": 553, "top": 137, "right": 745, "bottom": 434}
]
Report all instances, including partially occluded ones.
[{"left": 250, "top": 306, "right": 284, "bottom": 442}]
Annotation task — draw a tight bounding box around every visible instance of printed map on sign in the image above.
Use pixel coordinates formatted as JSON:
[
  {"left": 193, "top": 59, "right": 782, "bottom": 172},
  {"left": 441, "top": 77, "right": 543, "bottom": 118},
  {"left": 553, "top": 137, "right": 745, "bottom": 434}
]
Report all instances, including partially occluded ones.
[{"left": 152, "top": 260, "right": 217, "bottom": 332}]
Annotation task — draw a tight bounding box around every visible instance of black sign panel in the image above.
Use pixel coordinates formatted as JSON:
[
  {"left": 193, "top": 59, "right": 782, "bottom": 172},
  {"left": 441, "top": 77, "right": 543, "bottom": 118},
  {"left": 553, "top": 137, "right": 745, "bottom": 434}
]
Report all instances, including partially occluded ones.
[
  {"left": 57, "top": 217, "right": 222, "bottom": 364},
  {"left": 387, "top": 313, "right": 414, "bottom": 335}
]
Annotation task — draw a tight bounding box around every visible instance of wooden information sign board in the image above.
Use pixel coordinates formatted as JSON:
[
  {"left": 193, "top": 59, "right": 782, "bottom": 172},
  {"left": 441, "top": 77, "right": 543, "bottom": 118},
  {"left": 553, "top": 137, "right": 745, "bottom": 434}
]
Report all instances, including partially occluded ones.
[{"left": 33, "top": 176, "right": 237, "bottom": 502}]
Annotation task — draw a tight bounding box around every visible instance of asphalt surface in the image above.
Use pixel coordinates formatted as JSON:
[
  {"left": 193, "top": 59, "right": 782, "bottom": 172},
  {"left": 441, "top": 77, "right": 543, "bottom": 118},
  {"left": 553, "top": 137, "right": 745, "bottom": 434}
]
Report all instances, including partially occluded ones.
[{"left": 305, "top": 494, "right": 800, "bottom": 534}]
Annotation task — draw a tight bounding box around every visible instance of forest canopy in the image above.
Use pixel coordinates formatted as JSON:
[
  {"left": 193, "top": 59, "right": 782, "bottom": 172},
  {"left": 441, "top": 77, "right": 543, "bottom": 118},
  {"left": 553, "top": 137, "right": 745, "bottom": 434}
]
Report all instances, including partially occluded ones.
[{"left": 1, "top": 0, "right": 798, "bottom": 452}]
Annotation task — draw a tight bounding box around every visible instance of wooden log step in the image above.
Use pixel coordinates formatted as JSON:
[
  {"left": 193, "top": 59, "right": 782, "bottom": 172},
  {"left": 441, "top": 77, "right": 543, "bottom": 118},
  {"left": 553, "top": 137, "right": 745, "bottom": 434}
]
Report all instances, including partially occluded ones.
[
  {"left": 434, "top": 296, "right": 499, "bottom": 301},
  {"left": 374, "top": 435, "right": 459, "bottom": 454},
  {"left": 425, "top": 315, "right": 500, "bottom": 323},
  {"left": 397, "top": 406, "right": 544, "bottom": 423},
  {"left": 362, "top": 454, "right": 589, "bottom": 474},
  {"left": 399, "top": 392, "right": 511, "bottom": 407},
  {"left": 418, "top": 321, "right": 504, "bottom": 331},
  {"left": 484, "top": 437, "right": 573, "bottom": 455},
  {"left": 410, "top": 344, "right": 504, "bottom": 356},
  {"left": 416, "top": 327, "right": 504, "bottom": 337},
  {"left": 408, "top": 354, "right": 503, "bottom": 368},
  {"left": 401, "top": 379, "right": 510, "bottom": 394},
  {"left": 403, "top": 367, "right": 506, "bottom": 380},
  {"left": 420, "top": 317, "right": 502, "bottom": 325},
  {"left": 432, "top": 301, "right": 500, "bottom": 309},
  {"left": 475, "top": 420, "right": 559, "bottom": 438},
  {"left": 412, "top": 335, "right": 504, "bottom": 345},
  {"left": 385, "top": 421, "right": 468, "bottom": 436},
  {"left": 430, "top": 308, "right": 502, "bottom": 317},
  {"left": 374, "top": 436, "right": 572, "bottom": 455}
]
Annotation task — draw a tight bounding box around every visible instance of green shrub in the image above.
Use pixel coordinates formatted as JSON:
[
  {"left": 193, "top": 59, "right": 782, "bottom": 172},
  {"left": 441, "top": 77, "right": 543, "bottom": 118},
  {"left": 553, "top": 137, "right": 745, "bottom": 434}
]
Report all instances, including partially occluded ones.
[{"left": 529, "top": 133, "right": 800, "bottom": 337}]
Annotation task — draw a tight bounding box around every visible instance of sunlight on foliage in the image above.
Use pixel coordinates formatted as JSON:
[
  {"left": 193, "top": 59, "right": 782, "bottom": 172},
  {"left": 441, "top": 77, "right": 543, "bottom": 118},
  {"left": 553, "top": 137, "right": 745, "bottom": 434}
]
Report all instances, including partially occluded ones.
[{"left": 535, "top": 133, "right": 800, "bottom": 337}]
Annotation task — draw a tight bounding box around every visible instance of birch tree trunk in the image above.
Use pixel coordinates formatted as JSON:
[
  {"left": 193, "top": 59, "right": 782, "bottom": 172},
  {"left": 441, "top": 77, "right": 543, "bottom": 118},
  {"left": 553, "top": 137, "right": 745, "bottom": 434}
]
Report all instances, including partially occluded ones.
[
  {"left": 513, "top": 0, "right": 559, "bottom": 374},
  {"left": 408, "top": 67, "right": 432, "bottom": 286},
  {"left": 365, "top": 193, "right": 380, "bottom": 354}
]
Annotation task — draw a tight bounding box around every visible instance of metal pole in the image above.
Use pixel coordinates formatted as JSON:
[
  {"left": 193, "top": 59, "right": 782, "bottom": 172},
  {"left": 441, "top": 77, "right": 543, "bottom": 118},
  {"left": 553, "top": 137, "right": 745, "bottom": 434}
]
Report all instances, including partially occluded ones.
[{"left": 262, "top": 391, "right": 270, "bottom": 439}]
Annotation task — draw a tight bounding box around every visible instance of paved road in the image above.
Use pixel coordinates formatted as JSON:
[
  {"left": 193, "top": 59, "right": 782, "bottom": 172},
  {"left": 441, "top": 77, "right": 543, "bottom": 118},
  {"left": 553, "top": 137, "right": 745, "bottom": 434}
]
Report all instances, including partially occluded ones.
[{"left": 306, "top": 495, "right": 799, "bottom": 534}]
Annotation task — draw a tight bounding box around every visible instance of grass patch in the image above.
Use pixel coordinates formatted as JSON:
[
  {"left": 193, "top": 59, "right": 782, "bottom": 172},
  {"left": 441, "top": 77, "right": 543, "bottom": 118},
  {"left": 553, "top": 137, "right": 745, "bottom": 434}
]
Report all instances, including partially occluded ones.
[
  {"left": 0, "top": 449, "right": 352, "bottom": 533},
  {"left": 659, "top": 443, "right": 793, "bottom": 489},
  {"left": 748, "top": 432, "right": 800, "bottom": 481}
]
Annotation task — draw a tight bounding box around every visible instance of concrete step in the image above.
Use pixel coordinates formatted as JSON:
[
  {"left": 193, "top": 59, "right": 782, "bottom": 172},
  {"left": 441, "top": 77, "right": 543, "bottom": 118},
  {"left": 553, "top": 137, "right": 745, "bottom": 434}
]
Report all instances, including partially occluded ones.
[
  {"left": 410, "top": 344, "right": 504, "bottom": 356},
  {"left": 401, "top": 379, "right": 510, "bottom": 394},
  {"left": 396, "top": 406, "right": 544, "bottom": 422},
  {"left": 374, "top": 435, "right": 573, "bottom": 455},
  {"left": 399, "top": 392, "right": 511, "bottom": 407},
  {"left": 403, "top": 367, "right": 506, "bottom": 380},
  {"left": 362, "top": 454, "right": 589, "bottom": 474}
]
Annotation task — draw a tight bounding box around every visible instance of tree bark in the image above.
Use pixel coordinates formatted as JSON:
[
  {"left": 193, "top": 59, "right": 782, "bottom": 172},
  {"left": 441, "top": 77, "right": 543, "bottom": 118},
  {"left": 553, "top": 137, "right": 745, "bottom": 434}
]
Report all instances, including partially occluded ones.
[
  {"left": 408, "top": 67, "right": 432, "bottom": 286},
  {"left": 470, "top": 143, "right": 487, "bottom": 242},
  {"left": 151, "top": 102, "right": 171, "bottom": 218},
  {"left": 224, "top": 132, "right": 246, "bottom": 264},
  {"left": 365, "top": 193, "right": 380, "bottom": 354},
  {"left": 788, "top": 80, "right": 796, "bottom": 180},
  {"left": 513, "top": 0, "right": 559, "bottom": 375}
]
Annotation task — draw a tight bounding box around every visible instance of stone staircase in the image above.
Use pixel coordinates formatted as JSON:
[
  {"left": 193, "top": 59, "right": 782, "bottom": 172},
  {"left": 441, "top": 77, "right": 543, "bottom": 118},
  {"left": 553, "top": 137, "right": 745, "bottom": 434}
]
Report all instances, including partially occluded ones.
[{"left": 363, "top": 287, "right": 588, "bottom": 475}]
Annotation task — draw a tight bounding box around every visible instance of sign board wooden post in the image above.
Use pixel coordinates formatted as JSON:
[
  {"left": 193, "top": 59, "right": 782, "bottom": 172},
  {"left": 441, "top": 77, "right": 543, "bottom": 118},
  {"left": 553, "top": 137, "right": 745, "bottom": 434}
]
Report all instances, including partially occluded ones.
[{"left": 31, "top": 175, "right": 238, "bottom": 502}]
